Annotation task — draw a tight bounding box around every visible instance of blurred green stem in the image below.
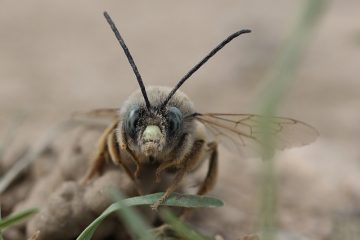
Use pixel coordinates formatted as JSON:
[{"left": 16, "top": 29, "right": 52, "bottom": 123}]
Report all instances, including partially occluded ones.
[
  {"left": 257, "top": 0, "right": 327, "bottom": 239},
  {"left": 160, "top": 209, "right": 210, "bottom": 240},
  {"left": 110, "top": 190, "right": 156, "bottom": 240},
  {"left": 0, "top": 208, "right": 38, "bottom": 230},
  {"left": 0, "top": 205, "right": 3, "bottom": 240}
]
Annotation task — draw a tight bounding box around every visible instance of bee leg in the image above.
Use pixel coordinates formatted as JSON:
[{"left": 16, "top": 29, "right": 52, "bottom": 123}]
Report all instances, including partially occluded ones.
[
  {"left": 155, "top": 159, "right": 179, "bottom": 183},
  {"left": 197, "top": 142, "right": 218, "bottom": 195},
  {"left": 107, "top": 130, "right": 135, "bottom": 181},
  {"left": 151, "top": 166, "right": 187, "bottom": 210},
  {"left": 106, "top": 129, "right": 144, "bottom": 195},
  {"left": 151, "top": 140, "right": 205, "bottom": 210},
  {"left": 81, "top": 121, "right": 118, "bottom": 184},
  {"left": 119, "top": 131, "right": 142, "bottom": 178},
  {"left": 155, "top": 134, "right": 192, "bottom": 183},
  {"left": 124, "top": 146, "right": 142, "bottom": 178}
]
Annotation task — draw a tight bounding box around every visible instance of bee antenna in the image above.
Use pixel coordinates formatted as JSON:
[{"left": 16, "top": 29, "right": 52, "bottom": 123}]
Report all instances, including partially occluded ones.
[
  {"left": 104, "top": 11, "right": 151, "bottom": 110},
  {"left": 161, "top": 29, "right": 251, "bottom": 108}
]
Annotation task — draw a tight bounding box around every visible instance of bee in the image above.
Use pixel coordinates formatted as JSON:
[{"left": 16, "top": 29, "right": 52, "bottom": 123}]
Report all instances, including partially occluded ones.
[{"left": 82, "top": 12, "right": 318, "bottom": 210}]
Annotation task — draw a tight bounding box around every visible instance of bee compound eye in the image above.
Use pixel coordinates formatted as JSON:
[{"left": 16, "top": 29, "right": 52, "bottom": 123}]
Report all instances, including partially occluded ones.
[
  {"left": 125, "top": 107, "right": 140, "bottom": 136},
  {"left": 168, "top": 107, "right": 183, "bottom": 133}
]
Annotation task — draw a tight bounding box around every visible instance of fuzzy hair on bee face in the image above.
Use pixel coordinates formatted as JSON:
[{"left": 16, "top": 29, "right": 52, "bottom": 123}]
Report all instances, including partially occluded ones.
[{"left": 119, "top": 86, "right": 195, "bottom": 159}]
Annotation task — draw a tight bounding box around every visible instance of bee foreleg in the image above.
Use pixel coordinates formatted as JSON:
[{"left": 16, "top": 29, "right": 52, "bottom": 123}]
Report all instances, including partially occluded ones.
[
  {"left": 197, "top": 142, "right": 218, "bottom": 195},
  {"left": 107, "top": 130, "right": 144, "bottom": 195},
  {"left": 151, "top": 166, "right": 187, "bottom": 211},
  {"left": 124, "top": 146, "right": 142, "bottom": 178},
  {"left": 107, "top": 130, "right": 135, "bottom": 182},
  {"left": 81, "top": 121, "right": 118, "bottom": 184},
  {"left": 151, "top": 140, "right": 205, "bottom": 210},
  {"left": 179, "top": 141, "right": 217, "bottom": 219},
  {"left": 119, "top": 131, "right": 142, "bottom": 178},
  {"left": 155, "top": 134, "right": 192, "bottom": 182},
  {"left": 155, "top": 159, "right": 179, "bottom": 183}
]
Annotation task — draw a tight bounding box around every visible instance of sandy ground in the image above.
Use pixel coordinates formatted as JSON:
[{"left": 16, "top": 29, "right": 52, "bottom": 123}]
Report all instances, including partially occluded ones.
[{"left": 1, "top": 1, "right": 360, "bottom": 239}]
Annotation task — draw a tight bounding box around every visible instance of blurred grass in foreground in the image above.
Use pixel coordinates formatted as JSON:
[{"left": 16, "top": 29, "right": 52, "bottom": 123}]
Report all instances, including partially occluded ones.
[
  {"left": 77, "top": 192, "right": 223, "bottom": 240},
  {"left": 0, "top": 207, "right": 38, "bottom": 239},
  {"left": 159, "top": 209, "right": 210, "bottom": 240},
  {"left": 257, "top": 0, "right": 328, "bottom": 239},
  {"left": 0, "top": 206, "right": 3, "bottom": 240}
]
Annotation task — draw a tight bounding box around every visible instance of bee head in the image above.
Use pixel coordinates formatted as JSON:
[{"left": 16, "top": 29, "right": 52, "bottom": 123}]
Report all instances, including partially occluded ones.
[
  {"left": 104, "top": 11, "right": 250, "bottom": 157},
  {"left": 120, "top": 87, "right": 194, "bottom": 157}
]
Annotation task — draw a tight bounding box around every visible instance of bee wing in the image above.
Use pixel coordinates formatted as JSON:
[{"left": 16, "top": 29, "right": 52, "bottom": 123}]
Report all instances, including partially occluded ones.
[
  {"left": 71, "top": 108, "right": 120, "bottom": 126},
  {"left": 72, "top": 108, "right": 120, "bottom": 119},
  {"left": 193, "top": 113, "right": 318, "bottom": 153}
]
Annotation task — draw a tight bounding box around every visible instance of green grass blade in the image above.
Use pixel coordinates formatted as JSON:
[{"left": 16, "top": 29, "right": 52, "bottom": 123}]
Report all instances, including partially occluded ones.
[
  {"left": 0, "top": 205, "right": 3, "bottom": 240},
  {"left": 256, "top": 0, "right": 328, "bottom": 239},
  {"left": 110, "top": 190, "right": 155, "bottom": 240},
  {"left": 160, "top": 209, "right": 210, "bottom": 240},
  {"left": 77, "top": 192, "right": 223, "bottom": 240},
  {"left": 0, "top": 208, "right": 38, "bottom": 230}
]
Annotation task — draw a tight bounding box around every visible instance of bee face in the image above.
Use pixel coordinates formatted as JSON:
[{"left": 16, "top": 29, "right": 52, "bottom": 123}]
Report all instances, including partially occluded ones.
[{"left": 120, "top": 86, "right": 195, "bottom": 158}]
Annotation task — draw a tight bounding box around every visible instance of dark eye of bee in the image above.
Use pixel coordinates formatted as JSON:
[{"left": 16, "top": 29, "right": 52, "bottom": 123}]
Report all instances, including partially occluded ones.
[
  {"left": 125, "top": 107, "right": 140, "bottom": 137},
  {"left": 167, "top": 107, "right": 183, "bottom": 133}
]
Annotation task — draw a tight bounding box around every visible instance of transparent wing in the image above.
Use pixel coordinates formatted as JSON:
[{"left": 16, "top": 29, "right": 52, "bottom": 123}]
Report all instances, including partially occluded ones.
[
  {"left": 193, "top": 113, "right": 318, "bottom": 152},
  {"left": 71, "top": 108, "right": 120, "bottom": 126},
  {"left": 72, "top": 108, "right": 119, "bottom": 119}
]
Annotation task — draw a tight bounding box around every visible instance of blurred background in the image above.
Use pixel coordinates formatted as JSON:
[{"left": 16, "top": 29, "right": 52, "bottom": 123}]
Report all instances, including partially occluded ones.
[{"left": 0, "top": 0, "right": 359, "bottom": 239}]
